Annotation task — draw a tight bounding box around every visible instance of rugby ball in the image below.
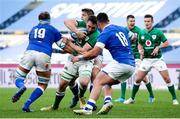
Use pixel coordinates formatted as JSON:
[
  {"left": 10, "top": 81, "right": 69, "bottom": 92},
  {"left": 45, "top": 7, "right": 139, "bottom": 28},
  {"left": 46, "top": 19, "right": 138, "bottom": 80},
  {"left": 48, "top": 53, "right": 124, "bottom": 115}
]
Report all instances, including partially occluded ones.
[{"left": 70, "top": 27, "right": 87, "bottom": 40}]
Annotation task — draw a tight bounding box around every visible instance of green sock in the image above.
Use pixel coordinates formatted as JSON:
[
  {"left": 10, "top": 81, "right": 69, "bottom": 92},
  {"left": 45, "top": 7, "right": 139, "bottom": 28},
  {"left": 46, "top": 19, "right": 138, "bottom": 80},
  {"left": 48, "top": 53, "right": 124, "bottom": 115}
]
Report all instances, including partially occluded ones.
[
  {"left": 145, "top": 82, "right": 154, "bottom": 98},
  {"left": 168, "top": 85, "right": 177, "bottom": 100},
  {"left": 131, "top": 84, "right": 140, "bottom": 100},
  {"left": 120, "top": 82, "right": 126, "bottom": 99},
  {"left": 53, "top": 92, "right": 65, "bottom": 109}
]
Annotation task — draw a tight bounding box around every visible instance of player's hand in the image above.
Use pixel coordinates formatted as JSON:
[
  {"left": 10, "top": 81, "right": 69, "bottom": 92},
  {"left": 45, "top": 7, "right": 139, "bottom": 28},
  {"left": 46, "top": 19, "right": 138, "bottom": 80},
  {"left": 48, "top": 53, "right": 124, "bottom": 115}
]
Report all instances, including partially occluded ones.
[
  {"left": 131, "top": 33, "right": 137, "bottom": 41},
  {"left": 62, "top": 37, "right": 68, "bottom": 44},
  {"left": 76, "top": 31, "right": 86, "bottom": 40},
  {"left": 151, "top": 46, "right": 159, "bottom": 56},
  {"left": 71, "top": 56, "right": 80, "bottom": 63},
  {"left": 139, "top": 49, "right": 144, "bottom": 60}
]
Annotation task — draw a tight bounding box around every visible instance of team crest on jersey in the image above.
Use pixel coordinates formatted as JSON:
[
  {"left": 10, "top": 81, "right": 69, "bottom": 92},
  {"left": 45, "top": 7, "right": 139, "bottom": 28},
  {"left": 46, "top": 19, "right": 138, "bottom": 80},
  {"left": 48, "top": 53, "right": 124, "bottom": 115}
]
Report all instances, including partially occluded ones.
[
  {"left": 152, "top": 35, "right": 156, "bottom": 39},
  {"left": 145, "top": 40, "right": 152, "bottom": 46},
  {"left": 141, "top": 36, "right": 145, "bottom": 39}
]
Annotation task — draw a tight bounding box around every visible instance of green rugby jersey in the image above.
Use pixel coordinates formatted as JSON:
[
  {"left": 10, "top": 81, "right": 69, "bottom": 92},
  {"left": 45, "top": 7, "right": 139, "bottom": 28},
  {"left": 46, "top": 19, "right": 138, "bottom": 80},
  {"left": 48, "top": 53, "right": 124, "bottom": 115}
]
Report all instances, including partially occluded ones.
[
  {"left": 75, "top": 19, "right": 99, "bottom": 47},
  {"left": 138, "top": 28, "right": 167, "bottom": 58},
  {"left": 72, "top": 20, "right": 100, "bottom": 55},
  {"left": 130, "top": 26, "right": 141, "bottom": 59}
]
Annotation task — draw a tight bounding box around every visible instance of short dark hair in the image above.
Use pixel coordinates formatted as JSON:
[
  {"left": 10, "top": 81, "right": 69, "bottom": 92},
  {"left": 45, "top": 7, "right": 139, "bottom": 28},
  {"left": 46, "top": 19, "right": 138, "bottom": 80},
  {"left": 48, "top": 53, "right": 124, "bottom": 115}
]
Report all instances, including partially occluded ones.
[
  {"left": 127, "top": 15, "right": 135, "bottom": 21},
  {"left": 97, "top": 12, "right": 109, "bottom": 23},
  {"left": 144, "top": 14, "right": 153, "bottom": 22},
  {"left": 82, "top": 8, "right": 94, "bottom": 16},
  {"left": 87, "top": 15, "right": 97, "bottom": 25},
  {"left": 38, "top": 11, "right": 50, "bottom": 20}
]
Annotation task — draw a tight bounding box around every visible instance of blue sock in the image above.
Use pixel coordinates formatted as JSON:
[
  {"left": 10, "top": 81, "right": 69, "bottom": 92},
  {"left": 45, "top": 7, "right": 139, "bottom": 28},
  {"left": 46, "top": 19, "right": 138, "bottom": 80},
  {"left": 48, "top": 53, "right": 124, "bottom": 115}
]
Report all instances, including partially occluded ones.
[
  {"left": 24, "top": 87, "right": 43, "bottom": 109},
  {"left": 15, "top": 78, "right": 25, "bottom": 89},
  {"left": 84, "top": 99, "right": 96, "bottom": 111},
  {"left": 104, "top": 96, "right": 112, "bottom": 104}
]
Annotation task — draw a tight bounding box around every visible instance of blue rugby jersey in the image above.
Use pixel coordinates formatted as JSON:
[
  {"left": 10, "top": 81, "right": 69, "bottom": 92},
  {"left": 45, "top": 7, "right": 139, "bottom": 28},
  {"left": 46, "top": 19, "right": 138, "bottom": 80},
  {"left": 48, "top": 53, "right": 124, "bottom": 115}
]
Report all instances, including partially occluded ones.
[
  {"left": 96, "top": 24, "right": 135, "bottom": 66},
  {"left": 27, "top": 23, "right": 62, "bottom": 56}
]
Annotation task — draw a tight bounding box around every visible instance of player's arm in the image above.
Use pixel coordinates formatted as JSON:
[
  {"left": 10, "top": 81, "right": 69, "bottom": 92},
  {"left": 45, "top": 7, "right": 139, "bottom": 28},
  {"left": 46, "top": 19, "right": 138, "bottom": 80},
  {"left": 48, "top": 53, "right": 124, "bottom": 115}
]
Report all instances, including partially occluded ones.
[
  {"left": 56, "top": 37, "right": 76, "bottom": 54},
  {"left": 151, "top": 31, "right": 169, "bottom": 56},
  {"left": 52, "top": 48, "right": 66, "bottom": 54},
  {"left": 138, "top": 43, "right": 144, "bottom": 60},
  {"left": 68, "top": 41, "right": 92, "bottom": 54},
  {"left": 71, "top": 42, "right": 103, "bottom": 62},
  {"left": 151, "top": 40, "right": 169, "bottom": 56},
  {"left": 64, "top": 19, "right": 86, "bottom": 39},
  {"left": 128, "top": 31, "right": 136, "bottom": 41}
]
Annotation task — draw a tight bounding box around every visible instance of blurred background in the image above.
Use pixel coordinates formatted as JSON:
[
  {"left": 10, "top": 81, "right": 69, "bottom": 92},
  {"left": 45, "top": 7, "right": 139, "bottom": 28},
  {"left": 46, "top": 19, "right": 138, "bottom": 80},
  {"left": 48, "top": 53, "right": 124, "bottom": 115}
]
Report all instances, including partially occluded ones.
[
  {"left": 0, "top": 0, "right": 180, "bottom": 88},
  {"left": 0, "top": 0, "right": 180, "bottom": 64}
]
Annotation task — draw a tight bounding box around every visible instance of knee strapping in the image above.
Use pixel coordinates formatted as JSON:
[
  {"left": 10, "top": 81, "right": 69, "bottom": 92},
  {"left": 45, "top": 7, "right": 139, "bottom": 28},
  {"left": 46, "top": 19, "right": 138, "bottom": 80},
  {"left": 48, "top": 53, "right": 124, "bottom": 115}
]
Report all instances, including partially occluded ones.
[
  {"left": 38, "top": 76, "right": 50, "bottom": 84},
  {"left": 56, "top": 91, "right": 65, "bottom": 96},
  {"left": 134, "top": 82, "right": 141, "bottom": 86},
  {"left": 16, "top": 68, "right": 27, "bottom": 79}
]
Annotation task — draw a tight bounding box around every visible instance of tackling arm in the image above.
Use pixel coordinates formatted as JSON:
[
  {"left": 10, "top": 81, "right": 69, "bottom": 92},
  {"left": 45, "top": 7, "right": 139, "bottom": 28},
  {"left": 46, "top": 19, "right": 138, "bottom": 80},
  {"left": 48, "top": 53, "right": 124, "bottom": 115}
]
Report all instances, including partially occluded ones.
[
  {"left": 68, "top": 41, "right": 92, "bottom": 54},
  {"left": 71, "top": 46, "right": 102, "bottom": 63}
]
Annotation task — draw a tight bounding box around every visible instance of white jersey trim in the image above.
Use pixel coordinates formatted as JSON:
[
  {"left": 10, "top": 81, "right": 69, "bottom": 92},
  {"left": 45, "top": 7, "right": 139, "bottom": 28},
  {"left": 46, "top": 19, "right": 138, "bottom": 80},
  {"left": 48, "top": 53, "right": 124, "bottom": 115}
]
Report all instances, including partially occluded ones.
[{"left": 95, "top": 42, "right": 105, "bottom": 49}]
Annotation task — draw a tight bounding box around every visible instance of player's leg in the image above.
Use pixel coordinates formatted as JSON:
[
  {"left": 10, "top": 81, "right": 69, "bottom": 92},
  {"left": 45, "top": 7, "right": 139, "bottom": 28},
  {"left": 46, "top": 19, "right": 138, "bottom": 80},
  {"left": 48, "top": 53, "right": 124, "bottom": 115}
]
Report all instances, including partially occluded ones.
[
  {"left": 90, "top": 55, "right": 102, "bottom": 93},
  {"left": 78, "top": 61, "right": 93, "bottom": 108},
  {"left": 22, "top": 52, "right": 51, "bottom": 112},
  {"left": 114, "top": 81, "right": 126, "bottom": 103},
  {"left": 40, "top": 78, "right": 70, "bottom": 111},
  {"left": 69, "top": 79, "right": 79, "bottom": 108},
  {"left": 97, "top": 84, "right": 114, "bottom": 115},
  {"left": 22, "top": 74, "right": 50, "bottom": 112},
  {"left": 155, "top": 59, "right": 178, "bottom": 105},
  {"left": 124, "top": 59, "right": 150, "bottom": 104},
  {"left": 52, "top": 78, "right": 70, "bottom": 109},
  {"left": 73, "top": 60, "right": 135, "bottom": 115},
  {"left": 73, "top": 71, "right": 118, "bottom": 115},
  {"left": 135, "top": 58, "right": 154, "bottom": 103},
  {"left": 41, "top": 59, "right": 78, "bottom": 111},
  {"left": 12, "top": 66, "right": 29, "bottom": 103},
  {"left": 12, "top": 51, "right": 34, "bottom": 103},
  {"left": 90, "top": 66, "right": 100, "bottom": 92},
  {"left": 102, "top": 85, "right": 113, "bottom": 105},
  {"left": 159, "top": 70, "right": 179, "bottom": 105},
  {"left": 142, "top": 76, "right": 155, "bottom": 103}
]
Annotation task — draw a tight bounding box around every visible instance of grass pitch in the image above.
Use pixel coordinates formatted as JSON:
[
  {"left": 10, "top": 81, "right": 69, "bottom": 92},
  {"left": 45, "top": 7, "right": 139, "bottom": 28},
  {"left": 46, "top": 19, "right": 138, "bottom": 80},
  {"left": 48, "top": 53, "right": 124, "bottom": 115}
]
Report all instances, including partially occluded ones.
[{"left": 0, "top": 88, "right": 180, "bottom": 118}]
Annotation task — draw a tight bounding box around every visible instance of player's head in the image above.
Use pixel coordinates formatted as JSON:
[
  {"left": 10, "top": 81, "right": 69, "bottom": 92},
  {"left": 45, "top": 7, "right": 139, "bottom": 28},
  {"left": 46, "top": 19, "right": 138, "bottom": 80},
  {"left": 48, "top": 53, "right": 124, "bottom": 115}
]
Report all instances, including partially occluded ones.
[
  {"left": 38, "top": 11, "right": 50, "bottom": 24},
  {"left": 81, "top": 8, "right": 94, "bottom": 21},
  {"left": 96, "top": 12, "right": 109, "bottom": 30},
  {"left": 127, "top": 15, "right": 135, "bottom": 30},
  {"left": 144, "top": 14, "right": 153, "bottom": 30},
  {"left": 86, "top": 15, "right": 97, "bottom": 34}
]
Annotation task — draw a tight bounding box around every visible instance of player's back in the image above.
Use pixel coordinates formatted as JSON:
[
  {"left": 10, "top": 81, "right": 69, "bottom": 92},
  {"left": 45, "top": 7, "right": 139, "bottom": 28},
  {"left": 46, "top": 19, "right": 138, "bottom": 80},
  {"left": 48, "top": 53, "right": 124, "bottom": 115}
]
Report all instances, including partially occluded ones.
[
  {"left": 100, "top": 24, "right": 135, "bottom": 66},
  {"left": 27, "top": 23, "right": 61, "bottom": 56}
]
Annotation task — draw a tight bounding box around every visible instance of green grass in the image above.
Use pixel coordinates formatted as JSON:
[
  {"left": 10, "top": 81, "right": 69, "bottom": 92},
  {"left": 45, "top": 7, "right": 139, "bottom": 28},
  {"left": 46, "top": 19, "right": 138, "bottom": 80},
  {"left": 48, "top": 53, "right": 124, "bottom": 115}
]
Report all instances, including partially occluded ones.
[{"left": 0, "top": 88, "right": 180, "bottom": 118}]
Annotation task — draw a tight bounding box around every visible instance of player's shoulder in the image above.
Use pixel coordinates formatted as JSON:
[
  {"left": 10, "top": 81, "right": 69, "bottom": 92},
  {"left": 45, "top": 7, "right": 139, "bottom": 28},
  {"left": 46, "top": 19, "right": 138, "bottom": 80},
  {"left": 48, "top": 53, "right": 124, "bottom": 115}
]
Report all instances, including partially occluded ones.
[
  {"left": 141, "top": 29, "right": 147, "bottom": 33},
  {"left": 46, "top": 24, "right": 60, "bottom": 33},
  {"left": 134, "top": 26, "right": 141, "bottom": 30},
  {"left": 153, "top": 28, "right": 162, "bottom": 32}
]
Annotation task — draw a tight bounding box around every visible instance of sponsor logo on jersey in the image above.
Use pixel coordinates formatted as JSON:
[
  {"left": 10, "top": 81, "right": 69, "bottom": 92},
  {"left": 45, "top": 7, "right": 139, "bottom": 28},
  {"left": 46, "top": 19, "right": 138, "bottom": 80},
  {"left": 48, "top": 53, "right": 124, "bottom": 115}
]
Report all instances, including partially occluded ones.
[{"left": 141, "top": 36, "right": 144, "bottom": 39}]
